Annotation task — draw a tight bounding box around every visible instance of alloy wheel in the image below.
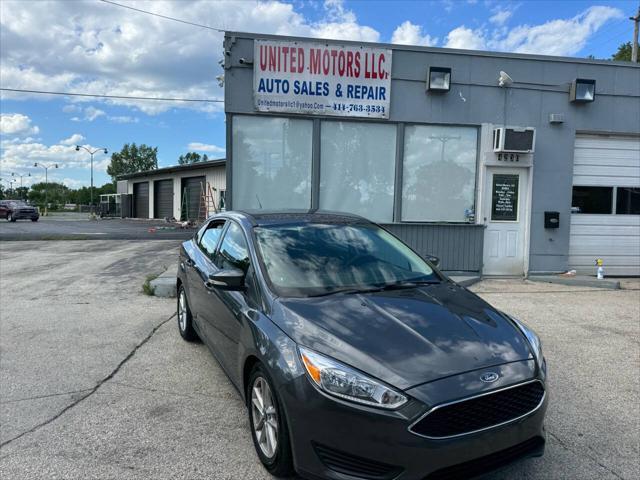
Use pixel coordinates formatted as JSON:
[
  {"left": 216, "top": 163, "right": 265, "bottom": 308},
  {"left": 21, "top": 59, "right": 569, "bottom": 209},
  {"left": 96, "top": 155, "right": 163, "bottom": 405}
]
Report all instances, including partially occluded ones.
[
  {"left": 251, "top": 376, "right": 278, "bottom": 459},
  {"left": 178, "top": 290, "right": 187, "bottom": 332}
]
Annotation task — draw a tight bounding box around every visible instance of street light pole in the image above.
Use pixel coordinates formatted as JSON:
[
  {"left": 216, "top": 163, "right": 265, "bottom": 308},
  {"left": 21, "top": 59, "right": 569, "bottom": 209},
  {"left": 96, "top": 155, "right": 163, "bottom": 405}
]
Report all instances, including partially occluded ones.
[
  {"left": 33, "top": 162, "right": 58, "bottom": 215},
  {"left": 75, "top": 145, "right": 108, "bottom": 213},
  {"left": 11, "top": 172, "right": 31, "bottom": 199}
]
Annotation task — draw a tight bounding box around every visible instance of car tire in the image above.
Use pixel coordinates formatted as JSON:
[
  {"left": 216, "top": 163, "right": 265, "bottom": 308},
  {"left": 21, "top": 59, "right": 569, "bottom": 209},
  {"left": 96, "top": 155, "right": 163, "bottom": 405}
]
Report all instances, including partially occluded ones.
[
  {"left": 247, "top": 364, "right": 294, "bottom": 478},
  {"left": 177, "top": 285, "right": 197, "bottom": 341},
  {"left": 7, "top": 213, "right": 15, "bottom": 222},
  {"left": 31, "top": 218, "right": 38, "bottom": 222}
]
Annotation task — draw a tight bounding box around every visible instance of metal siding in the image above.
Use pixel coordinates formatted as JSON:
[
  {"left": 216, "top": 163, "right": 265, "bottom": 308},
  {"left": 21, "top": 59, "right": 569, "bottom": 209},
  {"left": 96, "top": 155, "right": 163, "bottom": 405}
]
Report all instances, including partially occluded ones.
[
  {"left": 154, "top": 179, "right": 174, "bottom": 219},
  {"left": 133, "top": 182, "right": 149, "bottom": 219},
  {"left": 382, "top": 224, "right": 485, "bottom": 273},
  {"left": 570, "top": 135, "right": 640, "bottom": 275}
]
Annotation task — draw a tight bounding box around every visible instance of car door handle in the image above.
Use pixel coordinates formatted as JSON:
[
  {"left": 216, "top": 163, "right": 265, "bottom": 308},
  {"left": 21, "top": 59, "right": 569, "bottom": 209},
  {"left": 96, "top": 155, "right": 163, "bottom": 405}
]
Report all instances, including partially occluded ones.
[{"left": 204, "top": 280, "right": 216, "bottom": 291}]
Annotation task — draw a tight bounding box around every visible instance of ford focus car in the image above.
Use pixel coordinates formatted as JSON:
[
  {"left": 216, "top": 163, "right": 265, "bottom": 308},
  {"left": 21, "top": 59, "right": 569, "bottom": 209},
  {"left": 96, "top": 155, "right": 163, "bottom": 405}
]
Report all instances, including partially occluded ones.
[{"left": 176, "top": 210, "right": 547, "bottom": 480}]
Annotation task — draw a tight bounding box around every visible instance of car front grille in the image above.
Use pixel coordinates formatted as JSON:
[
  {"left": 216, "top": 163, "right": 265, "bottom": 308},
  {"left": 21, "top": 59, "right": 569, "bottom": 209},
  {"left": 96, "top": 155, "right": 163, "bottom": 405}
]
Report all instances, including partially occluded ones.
[
  {"left": 313, "top": 442, "right": 403, "bottom": 480},
  {"left": 424, "top": 436, "right": 545, "bottom": 480},
  {"left": 410, "top": 380, "right": 545, "bottom": 439}
]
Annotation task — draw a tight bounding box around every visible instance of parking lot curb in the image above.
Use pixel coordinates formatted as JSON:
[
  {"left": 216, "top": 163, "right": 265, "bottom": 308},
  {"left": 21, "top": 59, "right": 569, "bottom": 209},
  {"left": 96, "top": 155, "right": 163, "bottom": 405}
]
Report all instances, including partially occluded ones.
[
  {"left": 527, "top": 275, "right": 621, "bottom": 290},
  {"left": 150, "top": 266, "right": 178, "bottom": 298}
]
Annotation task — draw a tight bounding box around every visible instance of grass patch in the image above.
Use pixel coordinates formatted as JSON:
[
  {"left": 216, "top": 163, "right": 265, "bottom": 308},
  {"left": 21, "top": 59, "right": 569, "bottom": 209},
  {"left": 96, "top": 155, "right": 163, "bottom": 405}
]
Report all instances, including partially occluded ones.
[{"left": 142, "top": 273, "right": 159, "bottom": 296}]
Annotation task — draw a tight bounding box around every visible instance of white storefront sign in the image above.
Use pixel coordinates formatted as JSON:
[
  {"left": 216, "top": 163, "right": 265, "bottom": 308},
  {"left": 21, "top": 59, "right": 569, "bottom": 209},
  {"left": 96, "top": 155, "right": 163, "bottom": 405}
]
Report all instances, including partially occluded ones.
[{"left": 254, "top": 40, "right": 392, "bottom": 118}]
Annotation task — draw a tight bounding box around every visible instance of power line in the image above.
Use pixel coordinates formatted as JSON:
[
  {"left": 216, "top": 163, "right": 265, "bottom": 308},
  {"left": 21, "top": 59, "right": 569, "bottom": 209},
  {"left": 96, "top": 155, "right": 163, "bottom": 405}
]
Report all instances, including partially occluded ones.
[
  {"left": 0, "top": 88, "right": 224, "bottom": 103},
  {"left": 99, "top": 0, "right": 224, "bottom": 32}
]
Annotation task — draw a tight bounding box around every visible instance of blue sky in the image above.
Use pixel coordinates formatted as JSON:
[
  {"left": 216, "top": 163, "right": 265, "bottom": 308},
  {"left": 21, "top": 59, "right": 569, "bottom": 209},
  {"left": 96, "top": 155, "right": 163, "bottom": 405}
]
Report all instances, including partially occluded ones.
[{"left": 0, "top": 0, "right": 637, "bottom": 189}]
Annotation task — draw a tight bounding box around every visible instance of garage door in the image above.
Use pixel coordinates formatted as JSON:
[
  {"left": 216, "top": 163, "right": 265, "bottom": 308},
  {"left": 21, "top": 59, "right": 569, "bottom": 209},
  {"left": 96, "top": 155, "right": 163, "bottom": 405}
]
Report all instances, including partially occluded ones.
[
  {"left": 570, "top": 135, "right": 640, "bottom": 275},
  {"left": 133, "top": 182, "right": 149, "bottom": 219},
  {"left": 154, "top": 179, "right": 174, "bottom": 219},
  {"left": 181, "top": 176, "right": 205, "bottom": 221}
]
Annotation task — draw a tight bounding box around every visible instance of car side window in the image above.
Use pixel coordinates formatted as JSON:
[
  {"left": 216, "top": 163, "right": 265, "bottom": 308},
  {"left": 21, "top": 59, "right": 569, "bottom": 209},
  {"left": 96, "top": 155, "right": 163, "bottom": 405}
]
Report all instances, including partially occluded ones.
[
  {"left": 198, "top": 220, "right": 226, "bottom": 260},
  {"left": 216, "top": 221, "right": 250, "bottom": 272}
]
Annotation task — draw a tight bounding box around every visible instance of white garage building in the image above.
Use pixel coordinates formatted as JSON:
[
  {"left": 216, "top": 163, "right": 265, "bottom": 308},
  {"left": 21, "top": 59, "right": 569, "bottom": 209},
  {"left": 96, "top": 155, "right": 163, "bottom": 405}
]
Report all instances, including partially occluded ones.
[{"left": 117, "top": 159, "right": 226, "bottom": 221}]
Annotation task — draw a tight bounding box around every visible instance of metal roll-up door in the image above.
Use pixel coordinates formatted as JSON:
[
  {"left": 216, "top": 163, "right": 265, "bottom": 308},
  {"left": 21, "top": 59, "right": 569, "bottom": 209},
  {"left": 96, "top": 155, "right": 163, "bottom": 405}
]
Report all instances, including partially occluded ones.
[
  {"left": 570, "top": 135, "right": 640, "bottom": 275},
  {"left": 154, "top": 179, "right": 174, "bottom": 219},
  {"left": 181, "top": 176, "right": 205, "bottom": 221},
  {"left": 133, "top": 182, "right": 149, "bottom": 219}
]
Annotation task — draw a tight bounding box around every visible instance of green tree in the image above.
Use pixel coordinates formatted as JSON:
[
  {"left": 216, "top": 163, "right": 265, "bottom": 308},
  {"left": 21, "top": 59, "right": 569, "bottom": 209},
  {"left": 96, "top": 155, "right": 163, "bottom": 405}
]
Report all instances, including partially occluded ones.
[
  {"left": 106, "top": 143, "right": 158, "bottom": 181},
  {"left": 28, "top": 182, "right": 71, "bottom": 209},
  {"left": 178, "top": 152, "right": 208, "bottom": 165},
  {"left": 612, "top": 42, "right": 632, "bottom": 61}
]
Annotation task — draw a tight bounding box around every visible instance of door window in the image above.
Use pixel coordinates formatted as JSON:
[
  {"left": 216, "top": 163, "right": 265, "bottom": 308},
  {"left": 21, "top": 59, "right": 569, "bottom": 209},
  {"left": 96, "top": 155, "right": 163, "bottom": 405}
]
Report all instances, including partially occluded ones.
[
  {"left": 216, "top": 222, "right": 250, "bottom": 272},
  {"left": 198, "top": 220, "right": 226, "bottom": 260},
  {"left": 491, "top": 174, "right": 519, "bottom": 221}
]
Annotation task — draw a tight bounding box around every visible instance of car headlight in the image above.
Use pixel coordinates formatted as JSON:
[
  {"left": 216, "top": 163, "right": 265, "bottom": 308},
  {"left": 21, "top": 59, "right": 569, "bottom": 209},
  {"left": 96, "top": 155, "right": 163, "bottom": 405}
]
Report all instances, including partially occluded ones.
[
  {"left": 299, "top": 347, "right": 407, "bottom": 409},
  {"left": 507, "top": 314, "right": 545, "bottom": 370}
]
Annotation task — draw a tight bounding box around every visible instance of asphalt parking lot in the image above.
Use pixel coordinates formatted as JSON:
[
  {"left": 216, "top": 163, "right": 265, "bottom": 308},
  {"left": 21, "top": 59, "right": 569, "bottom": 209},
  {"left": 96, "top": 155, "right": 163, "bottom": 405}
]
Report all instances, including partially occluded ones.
[
  {"left": 0, "top": 214, "right": 195, "bottom": 241},
  {"left": 0, "top": 240, "right": 638, "bottom": 479}
]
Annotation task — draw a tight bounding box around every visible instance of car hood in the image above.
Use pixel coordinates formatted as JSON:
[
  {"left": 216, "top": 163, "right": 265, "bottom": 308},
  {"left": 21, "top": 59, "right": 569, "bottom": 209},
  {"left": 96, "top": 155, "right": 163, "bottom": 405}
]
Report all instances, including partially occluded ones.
[{"left": 273, "top": 283, "right": 532, "bottom": 390}]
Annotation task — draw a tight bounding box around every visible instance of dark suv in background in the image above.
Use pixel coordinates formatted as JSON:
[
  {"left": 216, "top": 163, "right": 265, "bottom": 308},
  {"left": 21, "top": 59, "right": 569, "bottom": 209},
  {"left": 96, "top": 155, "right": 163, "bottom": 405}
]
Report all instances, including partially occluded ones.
[{"left": 0, "top": 200, "right": 39, "bottom": 222}]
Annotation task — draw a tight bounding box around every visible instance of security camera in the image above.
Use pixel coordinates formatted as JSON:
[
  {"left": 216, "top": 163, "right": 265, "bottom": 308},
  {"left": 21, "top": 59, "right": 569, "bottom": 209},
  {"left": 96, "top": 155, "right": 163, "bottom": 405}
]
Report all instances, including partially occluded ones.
[
  {"left": 75, "top": 145, "right": 80, "bottom": 151},
  {"left": 239, "top": 57, "right": 253, "bottom": 65},
  {"left": 104, "top": 148, "right": 108, "bottom": 154},
  {"left": 498, "top": 71, "right": 513, "bottom": 87}
]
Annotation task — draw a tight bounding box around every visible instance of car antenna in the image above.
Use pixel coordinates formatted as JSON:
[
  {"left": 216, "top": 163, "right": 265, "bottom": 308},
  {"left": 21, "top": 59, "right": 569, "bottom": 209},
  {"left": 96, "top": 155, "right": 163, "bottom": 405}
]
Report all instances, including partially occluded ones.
[{"left": 255, "top": 194, "right": 263, "bottom": 209}]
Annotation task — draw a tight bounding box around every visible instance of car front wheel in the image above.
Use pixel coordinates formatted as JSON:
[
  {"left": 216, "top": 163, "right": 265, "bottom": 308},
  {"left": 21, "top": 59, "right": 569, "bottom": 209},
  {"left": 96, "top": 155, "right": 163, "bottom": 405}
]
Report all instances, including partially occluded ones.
[
  {"left": 7, "top": 212, "right": 15, "bottom": 222},
  {"left": 248, "top": 365, "right": 294, "bottom": 477},
  {"left": 177, "top": 285, "right": 197, "bottom": 341}
]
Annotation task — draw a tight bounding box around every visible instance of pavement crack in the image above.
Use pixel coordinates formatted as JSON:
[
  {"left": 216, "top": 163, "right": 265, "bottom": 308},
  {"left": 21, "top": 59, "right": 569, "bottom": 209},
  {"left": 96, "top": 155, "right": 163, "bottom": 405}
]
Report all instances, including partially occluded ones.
[
  {"left": 547, "top": 430, "right": 625, "bottom": 480},
  {"left": 0, "top": 388, "right": 94, "bottom": 405},
  {"left": 0, "top": 314, "right": 175, "bottom": 449}
]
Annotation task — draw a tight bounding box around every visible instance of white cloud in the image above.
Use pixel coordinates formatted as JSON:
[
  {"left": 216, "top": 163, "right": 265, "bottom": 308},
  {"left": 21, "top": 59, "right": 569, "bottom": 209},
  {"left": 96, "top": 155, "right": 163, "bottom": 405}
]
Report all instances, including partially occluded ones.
[
  {"left": 107, "top": 115, "right": 139, "bottom": 124},
  {"left": 1, "top": 136, "right": 109, "bottom": 173},
  {"left": 391, "top": 21, "right": 437, "bottom": 47},
  {"left": 187, "top": 142, "right": 225, "bottom": 155},
  {"left": 497, "top": 6, "right": 623, "bottom": 56},
  {"left": 62, "top": 104, "right": 81, "bottom": 113},
  {"left": 84, "top": 106, "right": 105, "bottom": 121},
  {"left": 443, "top": 6, "right": 623, "bottom": 56},
  {"left": 489, "top": 9, "right": 512, "bottom": 26},
  {"left": 60, "top": 133, "right": 85, "bottom": 146},
  {"left": 0, "top": 0, "right": 381, "bottom": 115},
  {"left": 445, "top": 26, "right": 487, "bottom": 50},
  {"left": 0, "top": 113, "right": 40, "bottom": 135}
]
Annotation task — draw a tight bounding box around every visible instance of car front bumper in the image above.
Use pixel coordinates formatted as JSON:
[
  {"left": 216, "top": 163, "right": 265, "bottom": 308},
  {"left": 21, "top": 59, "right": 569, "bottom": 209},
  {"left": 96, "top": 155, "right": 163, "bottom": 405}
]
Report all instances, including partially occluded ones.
[
  {"left": 11, "top": 210, "right": 39, "bottom": 220},
  {"left": 279, "top": 363, "right": 547, "bottom": 480}
]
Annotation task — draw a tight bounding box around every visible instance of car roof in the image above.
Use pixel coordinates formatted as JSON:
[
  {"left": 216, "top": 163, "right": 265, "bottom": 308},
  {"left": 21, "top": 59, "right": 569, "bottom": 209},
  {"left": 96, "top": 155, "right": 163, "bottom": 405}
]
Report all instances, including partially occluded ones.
[{"left": 226, "top": 209, "right": 372, "bottom": 227}]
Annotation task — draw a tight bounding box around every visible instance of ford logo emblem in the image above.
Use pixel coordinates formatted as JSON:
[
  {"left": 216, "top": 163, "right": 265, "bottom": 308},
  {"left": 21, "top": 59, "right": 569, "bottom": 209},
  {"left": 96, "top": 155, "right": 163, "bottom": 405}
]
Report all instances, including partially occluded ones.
[{"left": 480, "top": 372, "right": 499, "bottom": 383}]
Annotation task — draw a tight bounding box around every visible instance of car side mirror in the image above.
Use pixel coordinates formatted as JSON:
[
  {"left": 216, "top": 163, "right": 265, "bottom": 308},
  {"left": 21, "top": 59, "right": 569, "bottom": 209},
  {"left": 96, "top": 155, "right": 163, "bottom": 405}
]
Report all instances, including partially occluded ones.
[
  {"left": 208, "top": 268, "right": 245, "bottom": 291},
  {"left": 426, "top": 255, "right": 441, "bottom": 268}
]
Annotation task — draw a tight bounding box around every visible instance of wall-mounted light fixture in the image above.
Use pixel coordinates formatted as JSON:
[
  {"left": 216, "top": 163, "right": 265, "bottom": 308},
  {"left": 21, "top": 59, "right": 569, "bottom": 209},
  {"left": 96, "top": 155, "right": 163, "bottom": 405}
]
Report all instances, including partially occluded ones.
[
  {"left": 427, "top": 67, "right": 451, "bottom": 92},
  {"left": 570, "top": 78, "right": 596, "bottom": 103}
]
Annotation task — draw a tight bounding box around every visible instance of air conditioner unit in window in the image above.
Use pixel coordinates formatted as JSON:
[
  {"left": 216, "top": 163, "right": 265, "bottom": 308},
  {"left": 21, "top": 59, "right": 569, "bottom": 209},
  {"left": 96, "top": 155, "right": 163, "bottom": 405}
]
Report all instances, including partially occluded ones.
[{"left": 493, "top": 127, "right": 536, "bottom": 153}]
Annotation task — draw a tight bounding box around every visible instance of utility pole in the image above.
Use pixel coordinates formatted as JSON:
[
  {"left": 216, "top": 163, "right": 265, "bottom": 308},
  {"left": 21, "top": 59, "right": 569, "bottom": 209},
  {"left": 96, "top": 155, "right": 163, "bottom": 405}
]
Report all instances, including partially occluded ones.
[{"left": 632, "top": 6, "right": 640, "bottom": 63}]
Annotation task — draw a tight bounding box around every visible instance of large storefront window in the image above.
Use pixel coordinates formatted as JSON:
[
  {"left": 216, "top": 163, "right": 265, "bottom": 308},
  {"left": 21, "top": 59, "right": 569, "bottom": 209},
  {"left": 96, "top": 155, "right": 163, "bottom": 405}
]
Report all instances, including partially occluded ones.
[
  {"left": 402, "top": 125, "right": 477, "bottom": 222},
  {"left": 232, "top": 116, "right": 313, "bottom": 209},
  {"left": 320, "top": 121, "right": 396, "bottom": 222}
]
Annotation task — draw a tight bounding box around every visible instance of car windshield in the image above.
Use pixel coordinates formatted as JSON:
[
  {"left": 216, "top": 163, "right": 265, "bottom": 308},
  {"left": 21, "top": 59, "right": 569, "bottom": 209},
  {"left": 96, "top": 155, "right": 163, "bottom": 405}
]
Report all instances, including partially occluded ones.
[{"left": 254, "top": 222, "right": 441, "bottom": 297}]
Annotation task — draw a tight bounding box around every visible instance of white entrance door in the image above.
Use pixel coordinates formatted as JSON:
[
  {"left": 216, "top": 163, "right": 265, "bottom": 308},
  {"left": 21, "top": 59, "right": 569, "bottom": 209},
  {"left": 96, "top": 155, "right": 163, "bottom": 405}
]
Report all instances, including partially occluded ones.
[{"left": 483, "top": 167, "right": 529, "bottom": 275}]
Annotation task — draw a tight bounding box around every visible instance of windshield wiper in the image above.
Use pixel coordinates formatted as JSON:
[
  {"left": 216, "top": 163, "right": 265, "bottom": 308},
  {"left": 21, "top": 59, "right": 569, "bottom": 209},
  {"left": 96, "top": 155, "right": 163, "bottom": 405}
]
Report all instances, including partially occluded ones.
[{"left": 307, "top": 279, "right": 441, "bottom": 297}]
